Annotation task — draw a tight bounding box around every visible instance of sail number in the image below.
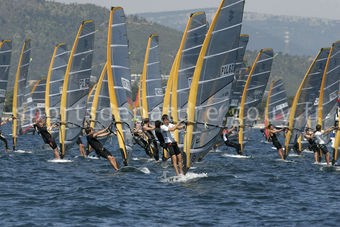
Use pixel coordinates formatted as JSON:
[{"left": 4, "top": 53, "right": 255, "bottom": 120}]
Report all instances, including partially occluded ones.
[
  {"left": 221, "top": 63, "right": 235, "bottom": 76},
  {"left": 274, "top": 102, "right": 288, "bottom": 111},
  {"left": 79, "top": 78, "right": 90, "bottom": 89}
]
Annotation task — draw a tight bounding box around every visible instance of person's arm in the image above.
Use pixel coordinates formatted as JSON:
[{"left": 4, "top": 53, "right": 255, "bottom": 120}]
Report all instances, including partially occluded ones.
[
  {"left": 96, "top": 131, "right": 112, "bottom": 138},
  {"left": 94, "top": 127, "right": 110, "bottom": 137},
  {"left": 270, "top": 128, "right": 284, "bottom": 134},
  {"left": 321, "top": 126, "right": 335, "bottom": 135},
  {"left": 167, "top": 121, "right": 183, "bottom": 131},
  {"left": 143, "top": 125, "right": 155, "bottom": 131}
]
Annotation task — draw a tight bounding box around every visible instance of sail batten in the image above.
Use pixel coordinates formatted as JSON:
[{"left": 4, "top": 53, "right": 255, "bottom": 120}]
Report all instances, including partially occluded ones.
[
  {"left": 59, "top": 20, "right": 95, "bottom": 156},
  {"left": 107, "top": 7, "right": 133, "bottom": 166},
  {"left": 284, "top": 48, "right": 330, "bottom": 157},
  {"left": 184, "top": 0, "right": 245, "bottom": 168},
  {"left": 12, "top": 39, "right": 31, "bottom": 150}
]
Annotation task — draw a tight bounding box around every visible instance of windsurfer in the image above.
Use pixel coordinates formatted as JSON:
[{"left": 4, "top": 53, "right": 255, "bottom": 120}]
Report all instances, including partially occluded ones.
[
  {"left": 142, "top": 118, "right": 159, "bottom": 162},
  {"left": 0, "top": 118, "right": 11, "bottom": 152},
  {"left": 33, "top": 119, "right": 60, "bottom": 159},
  {"left": 161, "top": 114, "right": 185, "bottom": 176},
  {"left": 267, "top": 124, "right": 284, "bottom": 160},
  {"left": 132, "top": 121, "right": 150, "bottom": 156},
  {"left": 85, "top": 126, "right": 119, "bottom": 170},
  {"left": 222, "top": 126, "right": 241, "bottom": 155},
  {"left": 304, "top": 128, "right": 320, "bottom": 163},
  {"left": 154, "top": 120, "right": 167, "bottom": 161},
  {"left": 314, "top": 124, "right": 334, "bottom": 166}
]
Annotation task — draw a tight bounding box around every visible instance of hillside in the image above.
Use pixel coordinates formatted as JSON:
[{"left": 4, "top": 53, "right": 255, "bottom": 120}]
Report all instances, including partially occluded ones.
[
  {"left": 0, "top": 0, "right": 182, "bottom": 87},
  {"left": 138, "top": 9, "right": 340, "bottom": 57},
  {"left": 0, "top": 0, "right": 314, "bottom": 102}
]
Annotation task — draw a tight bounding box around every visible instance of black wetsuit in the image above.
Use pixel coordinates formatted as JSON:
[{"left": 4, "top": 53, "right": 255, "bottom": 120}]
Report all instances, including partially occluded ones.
[
  {"left": 0, "top": 131, "right": 8, "bottom": 150},
  {"left": 33, "top": 124, "right": 57, "bottom": 149},
  {"left": 145, "top": 130, "right": 159, "bottom": 161},
  {"left": 76, "top": 137, "right": 83, "bottom": 145},
  {"left": 223, "top": 130, "right": 241, "bottom": 154},
  {"left": 270, "top": 133, "right": 282, "bottom": 150},
  {"left": 307, "top": 137, "right": 319, "bottom": 153},
  {"left": 86, "top": 134, "right": 112, "bottom": 159},
  {"left": 155, "top": 127, "right": 167, "bottom": 161}
]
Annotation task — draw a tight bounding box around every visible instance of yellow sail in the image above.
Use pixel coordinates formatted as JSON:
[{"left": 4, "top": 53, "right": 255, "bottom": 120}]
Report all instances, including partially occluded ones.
[
  {"left": 238, "top": 50, "right": 264, "bottom": 153},
  {"left": 162, "top": 53, "right": 177, "bottom": 116},
  {"left": 284, "top": 49, "right": 324, "bottom": 156},
  {"left": 141, "top": 34, "right": 158, "bottom": 120},
  {"left": 184, "top": 2, "right": 227, "bottom": 169},
  {"left": 107, "top": 7, "right": 129, "bottom": 165},
  {"left": 45, "top": 43, "right": 65, "bottom": 130},
  {"left": 334, "top": 125, "right": 340, "bottom": 163},
  {"left": 317, "top": 44, "right": 336, "bottom": 127},
  {"left": 264, "top": 80, "right": 276, "bottom": 139},
  {"left": 59, "top": 20, "right": 93, "bottom": 156},
  {"left": 12, "top": 39, "right": 30, "bottom": 151},
  {"left": 90, "top": 64, "right": 107, "bottom": 129}
]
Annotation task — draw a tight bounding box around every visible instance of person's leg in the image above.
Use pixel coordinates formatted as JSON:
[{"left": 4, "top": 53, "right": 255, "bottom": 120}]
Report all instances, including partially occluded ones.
[
  {"left": 171, "top": 154, "right": 179, "bottom": 176},
  {"left": 53, "top": 148, "right": 60, "bottom": 159},
  {"left": 0, "top": 135, "right": 9, "bottom": 152},
  {"left": 314, "top": 151, "right": 319, "bottom": 164},
  {"left": 278, "top": 148, "right": 284, "bottom": 160},
  {"left": 152, "top": 140, "right": 159, "bottom": 161},
  {"left": 107, "top": 155, "right": 119, "bottom": 170},
  {"left": 79, "top": 143, "right": 86, "bottom": 157},
  {"left": 177, "top": 153, "right": 184, "bottom": 175}
]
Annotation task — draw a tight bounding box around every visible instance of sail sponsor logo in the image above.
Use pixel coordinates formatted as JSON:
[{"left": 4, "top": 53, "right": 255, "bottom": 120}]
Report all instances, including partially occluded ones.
[
  {"left": 59, "top": 87, "right": 63, "bottom": 94},
  {"left": 79, "top": 78, "right": 90, "bottom": 89},
  {"left": 274, "top": 102, "right": 288, "bottom": 111},
  {"left": 0, "top": 89, "right": 6, "bottom": 98},
  {"left": 121, "top": 78, "right": 131, "bottom": 92},
  {"left": 221, "top": 63, "right": 235, "bottom": 77},
  {"left": 314, "top": 98, "right": 319, "bottom": 106},
  {"left": 155, "top": 88, "right": 163, "bottom": 96},
  {"left": 36, "top": 103, "right": 44, "bottom": 108}
]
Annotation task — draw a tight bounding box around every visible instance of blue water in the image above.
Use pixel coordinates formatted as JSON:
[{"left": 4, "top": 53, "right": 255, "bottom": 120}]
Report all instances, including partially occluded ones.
[{"left": 1, "top": 124, "right": 340, "bottom": 226}]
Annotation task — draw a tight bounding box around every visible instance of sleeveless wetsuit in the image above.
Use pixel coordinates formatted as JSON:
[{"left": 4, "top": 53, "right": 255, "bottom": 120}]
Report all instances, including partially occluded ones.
[
  {"left": 34, "top": 124, "right": 57, "bottom": 149},
  {"left": 86, "top": 134, "right": 112, "bottom": 159},
  {"left": 270, "top": 133, "right": 282, "bottom": 150}
]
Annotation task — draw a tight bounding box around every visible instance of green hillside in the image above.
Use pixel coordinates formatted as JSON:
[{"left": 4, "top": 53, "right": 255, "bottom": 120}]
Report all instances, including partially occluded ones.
[
  {"left": 0, "top": 0, "right": 182, "bottom": 87},
  {"left": 0, "top": 0, "right": 314, "bottom": 111}
]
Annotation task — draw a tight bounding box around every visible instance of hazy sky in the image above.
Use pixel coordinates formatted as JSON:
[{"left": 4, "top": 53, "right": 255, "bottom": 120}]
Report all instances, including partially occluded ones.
[{"left": 53, "top": 0, "right": 340, "bottom": 20}]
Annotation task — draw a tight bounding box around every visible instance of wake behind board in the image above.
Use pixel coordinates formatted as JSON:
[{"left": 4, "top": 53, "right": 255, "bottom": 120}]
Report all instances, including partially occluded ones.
[
  {"left": 222, "top": 154, "right": 251, "bottom": 159},
  {"left": 160, "top": 172, "right": 208, "bottom": 183},
  {"left": 118, "top": 166, "right": 150, "bottom": 174},
  {"left": 14, "top": 150, "right": 32, "bottom": 154},
  {"left": 47, "top": 159, "right": 73, "bottom": 163},
  {"left": 275, "top": 159, "right": 296, "bottom": 163}
]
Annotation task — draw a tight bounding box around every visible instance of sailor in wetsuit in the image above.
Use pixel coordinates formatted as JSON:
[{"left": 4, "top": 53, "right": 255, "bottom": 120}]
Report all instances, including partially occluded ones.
[
  {"left": 133, "top": 121, "right": 150, "bottom": 155},
  {"left": 154, "top": 120, "right": 167, "bottom": 161},
  {"left": 304, "top": 128, "right": 320, "bottom": 164},
  {"left": 0, "top": 118, "right": 10, "bottom": 152},
  {"left": 33, "top": 119, "right": 60, "bottom": 159},
  {"left": 85, "top": 126, "right": 119, "bottom": 170},
  {"left": 222, "top": 126, "right": 241, "bottom": 155},
  {"left": 142, "top": 118, "right": 159, "bottom": 162},
  {"left": 267, "top": 124, "right": 285, "bottom": 160}
]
